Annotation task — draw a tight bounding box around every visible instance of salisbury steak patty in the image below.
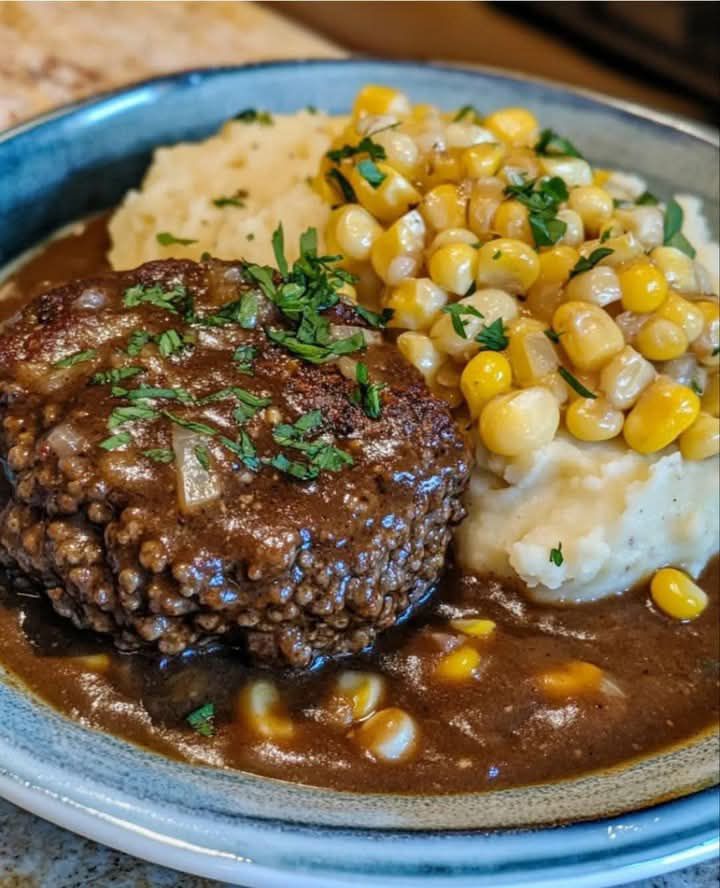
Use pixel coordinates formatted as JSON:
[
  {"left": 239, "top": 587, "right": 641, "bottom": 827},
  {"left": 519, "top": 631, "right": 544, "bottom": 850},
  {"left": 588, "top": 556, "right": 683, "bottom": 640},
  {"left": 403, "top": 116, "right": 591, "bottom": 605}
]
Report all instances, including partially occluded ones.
[{"left": 0, "top": 255, "right": 469, "bottom": 666}]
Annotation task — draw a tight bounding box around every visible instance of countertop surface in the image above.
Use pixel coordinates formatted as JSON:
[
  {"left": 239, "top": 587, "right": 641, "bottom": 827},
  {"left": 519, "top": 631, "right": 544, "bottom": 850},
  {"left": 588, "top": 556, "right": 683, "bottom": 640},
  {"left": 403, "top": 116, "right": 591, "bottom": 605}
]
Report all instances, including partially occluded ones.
[{"left": 0, "top": 2, "right": 717, "bottom": 886}]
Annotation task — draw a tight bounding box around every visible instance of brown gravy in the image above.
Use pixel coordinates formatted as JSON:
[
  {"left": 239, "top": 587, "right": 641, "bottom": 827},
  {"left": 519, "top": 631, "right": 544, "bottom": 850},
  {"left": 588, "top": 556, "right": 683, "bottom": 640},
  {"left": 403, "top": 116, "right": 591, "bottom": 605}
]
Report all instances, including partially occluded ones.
[{"left": 0, "top": 219, "right": 718, "bottom": 795}]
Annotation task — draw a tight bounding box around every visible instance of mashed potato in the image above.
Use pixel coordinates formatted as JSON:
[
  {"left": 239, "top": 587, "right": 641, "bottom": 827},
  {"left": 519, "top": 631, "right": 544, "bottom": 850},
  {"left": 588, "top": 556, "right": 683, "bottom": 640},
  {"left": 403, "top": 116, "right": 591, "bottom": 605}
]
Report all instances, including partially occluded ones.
[
  {"left": 109, "top": 111, "right": 344, "bottom": 270},
  {"left": 457, "top": 435, "right": 719, "bottom": 603}
]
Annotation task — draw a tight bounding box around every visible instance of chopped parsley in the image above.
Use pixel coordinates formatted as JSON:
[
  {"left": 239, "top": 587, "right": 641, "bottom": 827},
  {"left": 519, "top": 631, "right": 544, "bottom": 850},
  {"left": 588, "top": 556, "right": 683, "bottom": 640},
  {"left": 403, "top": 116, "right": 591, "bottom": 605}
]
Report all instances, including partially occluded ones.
[
  {"left": 549, "top": 542, "right": 564, "bottom": 567},
  {"left": 535, "top": 129, "right": 583, "bottom": 159},
  {"left": 492, "top": 249, "right": 502, "bottom": 260},
  {"left": 352, "top": 361, "right": 386, "bottom": 419},
  {"left": 442, "top": 303, "right": 484, "bottom": 339},
  {"left": 663, "top": 199, "right": 696, "bottom": 258},
  {"left": 156, "top": 329, "right": 193, "bottom": 357},
  {"left": 559, "top": 367, "right": 597, "bottom": 399},
  {"left": 354, "top": 305, "right": 393, "bottom": 328},
  {"left": 197, "top": 386, "right": 270, "bottom": 423},
  {"left": 99, "top": 432, "right": 131, "bottom": 450},
  {"left": 356, "top": 158, "right": 386, "bottom": 189},
  {"left": 504, "top": 176, "right": 569, "bottom": 247},
  {"left": 476, "top": 318, "right": 508, "bottom": 351},
  {"left": 268, "top": 452, "right": 319, "bottom": 481},
  {"left": 143, "top": 448, "right": 175, "bottom": 464},
  {"left": 162, "top": 411, "right": 217, "bottom": 437},
  {"left": 326, "top": 167, "right": 357, "bottom": 202},
  {"left": 123, "top": 283, "right": 190, "bottom": 314},
  {"left": 233, "top": 108, "right": 273, "bottom": 125},
  {"left": 53, "top": 349, "right": 97, "bottom": 369},
  {"left": 305, "top": 105, "right": 318, "bottom": 114},
  {"left": 186, "top": 702, "right": 215, "bottom": 737},
  {"left": 544, "top": 328, "right": 561, "bottom": 344},
  {"left": 108, "top": 404, "right": 158, "bottom": 430},
  {"left": 690, "top": 377, "right": 704, "bottom": 395},
  {"left": 271, "top": 410, "right": 353, "bottom": 479},
  {"left": 124, "top": 385, "right": 193, "bottom": 403},
  {"left": 713, "top": 346, "right": 720, "bottom": 357},
  {"left": 194, "top": 444, "right": 211, "bottom": 471},
  {"left": 599, "top": 228, "right": 613, "bottom": 244},
  {"left": 636, "top": 190, "right": 659, "bottom": 206},
  {"left": 91, "top": 366, "right": 143, "bottom": 386},
  {"left": 198, "top": 291, "right": 258, "bottom": 329},
  {"left": 127, "top": 330, "right": 152, "bottom": 356},
  {"left": 155, "top": 232, "right": 198, "bottom": 247},
  {"left": 233, "top": 344, "right": 257, "bottom": 374},
  {"left": 219, "top": 430, "right": 260, "bottom": 472},
  {"left": 453, "top": 104, "right": 482, "bottom": 124},
  {"left": 326, "top": 135, "right": 386, "bottom": 164},
  {"left": 569, "top": 247, "right": 614, "bottom": 278},
  {"left": 212, "top": 189, "right": 248, "bottom": 208}
]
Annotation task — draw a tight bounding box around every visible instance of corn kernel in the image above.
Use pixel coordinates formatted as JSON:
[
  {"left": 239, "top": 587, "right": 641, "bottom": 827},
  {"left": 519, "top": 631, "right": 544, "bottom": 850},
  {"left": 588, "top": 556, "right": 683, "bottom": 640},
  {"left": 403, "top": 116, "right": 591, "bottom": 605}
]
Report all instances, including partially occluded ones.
[
  {"left": 70, "top": 653, "right": 111, "bottom": 673},
  {"left": 499, "top": 148, "right": 541, "bottom": 186},
  {"left": 239, "top": 680, "right": 294, "bottom": 741},
  {"left": 427, "top": 227, "right": 478, "bottom": 256},
  {"left": 332, "top": 671, "right": 386, "bottom": 725},
  {"left": 397, "top": 331, "right": 444, "bottom": 382},
  {"left": 615, "top": 206, "right": 664, "bottom": 250},
  {"left": 450, "top": 618, "right": 496, "bottom": 638},
  {"left": 618, "top": 261, "right": 668, "bottom": 313},
  {"left": 430, "top": 287, "right": 518, "bottom": 361},
  {"left": 352, "top": 707, "right": 419, "bottom": 763},
  {"left": 553, "top": 301, "right": 625, "bottom": 371},
  {"left": 422, "top": 149, "right": 462, "bottom": 188},
  {"left": 467, "top": 177, "right": 505, "bottom": 238},
  {"left": 493, "top": 199, "right": 533, "bottom": 244},
  {"left": 564, "top": 265, "right": 622, "bottom": 308},
  {"left": 650, "top": 568, "right": 708, "bottom": 620},
  {"left": 636, "top": 317, "right": 688, "bottom": 361},
  {"left": 702, "top": 372, "right": 720, "bottom": 417},
  {"left": 428, "top": 242, "right": 478, "bottom": 295},
  {"left": 566, "top": 396, "right": 624, "bottom": 442},
  {"left": 567, "top": 186, "right": 614, "bottom": 235},
  {"left": 385, "top": 278, "right": 448, "bottom": 331},
  {"left": 556, "top": 208, "right": 585, "bottom": 247},
  {"left": 352, "top": 85, "right": 410, "bottom": 121},
  {"left": 370, "top": 209, "right": 425, "bottom": 285},
  {"left": 484, "top": 107, "right": 539, "bottom": 147},
  {"left": 460, "top": 351, "right": 512, "bottom": 417},
  {"left": 475, "top": 238, "right": 540, "bottom": 295},
  {"left": 351, "top": 162, "right": 421, "bottom": 224},
  {"left": 691, "top": 300, "right": 720, "bottom": 367},
  {"left": 421, "top": 184, "right": 467, "bottom": 232},
  {"left": 656, "top": 292, "right": 705, "bottom": 343},
  {"left": 582, "top": 232, "right": 642, "bottom": 268},
  {"left": 370, "top": 128, "right": 420, "bottom": 178},
  {"left": 480, "top": 387, "right": 560, "bottom": 456},
  {"left": 526, "top": 245, "right": 580, "bottom": 321},
  {"left": 623, "top": 376, "right": 700, "bottom": 453},
  {"left": 600, "top": 345, "right": 656, "bottom": 410},
  {"left": 539, "top": 370, "right": 570, "bottom": 405},
  {"left": 598, "top": 217, "right": 625, "bottom": 241},
  {"left": 508, "top": 324, "right": 558, "bottom": 385},
  {"left": 593, "top": 168, "right": 611, "bottom": 187},
  {"left": 650, "top": 246, "right": 699, "bottom": 294},
  {"left": 679, "top": 412, "right": 720, "bottom": 460},
  {"left": 326, "top": 204, "right": 383, "bottom": 263},
  {"left": 435, "top": 645, "right": 482, "bottom": 682},
  {"left": 461, "top": 142, "right": 506, "bottom": 178},
  {"left": 537, "top": 660, "right": 604, "bottom": 700},
  {"left": 538, "top": 157, "right": 593, "bottom": 187},
  {"left": 445, "top": 121, "right": 496, "bottom": 149}
]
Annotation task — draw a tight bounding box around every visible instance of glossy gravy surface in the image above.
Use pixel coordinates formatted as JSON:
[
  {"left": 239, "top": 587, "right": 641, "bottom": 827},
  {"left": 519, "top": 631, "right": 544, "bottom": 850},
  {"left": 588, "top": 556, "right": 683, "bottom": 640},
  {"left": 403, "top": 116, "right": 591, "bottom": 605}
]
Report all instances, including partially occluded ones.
[{"left": 0, "top": 220, "right": 718, "bottom": 795}]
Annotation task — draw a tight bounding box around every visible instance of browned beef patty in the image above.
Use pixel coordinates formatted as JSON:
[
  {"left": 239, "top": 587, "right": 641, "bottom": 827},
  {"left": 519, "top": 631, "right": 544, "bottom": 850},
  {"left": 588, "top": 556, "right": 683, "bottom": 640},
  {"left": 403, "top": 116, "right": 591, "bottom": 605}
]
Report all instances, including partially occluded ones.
[{"left": 0, "top": 258, "right": 470, "bottom": 666}]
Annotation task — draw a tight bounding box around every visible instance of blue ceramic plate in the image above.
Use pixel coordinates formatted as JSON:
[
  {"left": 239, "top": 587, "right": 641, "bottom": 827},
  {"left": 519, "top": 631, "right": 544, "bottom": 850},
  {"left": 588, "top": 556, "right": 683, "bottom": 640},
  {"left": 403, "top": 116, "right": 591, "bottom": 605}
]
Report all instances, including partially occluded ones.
[{"left": 0, "top": 60, "right": 718, "bottom": 887}]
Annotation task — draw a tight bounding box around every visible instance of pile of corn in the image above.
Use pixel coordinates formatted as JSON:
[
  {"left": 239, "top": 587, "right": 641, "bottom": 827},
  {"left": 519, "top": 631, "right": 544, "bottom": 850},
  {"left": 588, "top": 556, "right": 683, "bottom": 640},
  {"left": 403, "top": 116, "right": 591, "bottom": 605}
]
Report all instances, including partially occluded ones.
[{"left": 315, "top": 85, "right": 720, "bottom": 460}]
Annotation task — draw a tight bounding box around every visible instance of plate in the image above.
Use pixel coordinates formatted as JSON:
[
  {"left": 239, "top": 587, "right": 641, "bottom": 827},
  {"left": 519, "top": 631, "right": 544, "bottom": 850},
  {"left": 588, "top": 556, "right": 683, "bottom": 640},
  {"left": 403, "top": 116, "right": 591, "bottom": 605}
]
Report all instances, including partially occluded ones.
[{"left": 0, "top": 59, "right": 718, "bottom": 887}]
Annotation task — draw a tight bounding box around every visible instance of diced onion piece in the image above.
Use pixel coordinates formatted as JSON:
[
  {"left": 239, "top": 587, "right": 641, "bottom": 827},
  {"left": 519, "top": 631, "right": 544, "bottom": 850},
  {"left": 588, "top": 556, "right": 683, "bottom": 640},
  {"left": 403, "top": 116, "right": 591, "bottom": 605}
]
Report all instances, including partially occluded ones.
[{"left": 172, "top": 426, "right": 221, "bottom": 514}]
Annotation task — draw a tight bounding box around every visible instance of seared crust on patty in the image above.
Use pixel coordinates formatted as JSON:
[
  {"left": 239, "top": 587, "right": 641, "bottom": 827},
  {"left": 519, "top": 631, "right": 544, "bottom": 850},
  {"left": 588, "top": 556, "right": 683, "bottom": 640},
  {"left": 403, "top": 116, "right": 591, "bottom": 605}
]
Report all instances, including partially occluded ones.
[{"left": 0, "top": 258, "right": 470, "bottom": 666}]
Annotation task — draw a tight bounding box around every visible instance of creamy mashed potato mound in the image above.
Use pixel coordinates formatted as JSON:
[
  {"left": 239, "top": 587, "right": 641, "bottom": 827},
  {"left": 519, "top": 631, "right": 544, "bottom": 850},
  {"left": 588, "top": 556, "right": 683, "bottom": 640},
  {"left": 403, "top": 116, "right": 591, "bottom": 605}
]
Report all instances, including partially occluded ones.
[{"left": 109, "top": 111, "right": 344, "bottom": 270}]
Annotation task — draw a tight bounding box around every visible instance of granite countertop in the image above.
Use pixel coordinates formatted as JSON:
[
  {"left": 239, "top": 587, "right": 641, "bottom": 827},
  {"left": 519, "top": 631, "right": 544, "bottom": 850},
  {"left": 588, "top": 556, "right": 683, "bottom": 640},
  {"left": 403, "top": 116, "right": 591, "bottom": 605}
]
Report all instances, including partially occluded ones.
[{"left": 0, "top": 3, "right": 717, "bottom": 886}]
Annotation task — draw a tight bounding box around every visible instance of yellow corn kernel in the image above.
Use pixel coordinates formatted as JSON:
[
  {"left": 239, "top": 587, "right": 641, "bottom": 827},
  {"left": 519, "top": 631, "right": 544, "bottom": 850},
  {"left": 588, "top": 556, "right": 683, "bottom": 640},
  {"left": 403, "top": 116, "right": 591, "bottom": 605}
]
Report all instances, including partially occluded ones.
[
  {"left": 598, "top": 217, "right": 625, "bottom": 242},
  {"left": 484, "top": 107, "right": 539, "bottom": 147},
  {"left": 702, "top": 372, "right": 720, "bottom": 417},
  {"left": 369, "top": 128, "right": 420, "bottom": 178},
  {"left": 430, "top": 287, "right": 518, "bottom": 361},
  {"left": 508, "top": 324, "right": 558, "bottom": 386},
  {"left": 461, "top": 142, "right": 506, "bottom": 178},
  {"left": 352, "top": 85, "right": 410, "bottom": 121},
  {"left": 567, "top": 186, "right": 614, "bottom": 235},
  {"left": 583, "top": 232, "right": 642, "bottom": 267},
  {"left": 539, "top": 370, "right": 570, "bottom": 405},
  {"left": 239, "top": 680, "right": 294, "bottom": 741},
  {"left": 623, "top": 377, "right": 700, "bottom": 453},
  {"left": 650, "top": 246, "right": 699, "bottom": 294},
  {"left": 445, "top": 121, "right": 495, "bottom": 149},
  {"left": 635, "top": 317, "right": 688, "bottom": 361},
  {"left": 556, "top": 208, "right": 585, "bottom": 247},
  {"left": 467, "top": 177, "right": 505, "bottom": 239},
  {"left": 538, "top": 156, "right": 593, "bottom": 187},
  {"left": 618, "top": 261, "right": 669, "bottom": 313},
  {"left": 566, "top": 396, "right": 624, "bottom": 442},
  {"left": 419, "top": 149, "right": 463, "bottom": 189},
  {"left": 650, "top": 568, "right": 708, "bottom": 620},
  {"left": 593, "top": 168, "right": 611, "bottom": 187},
  {"left": 428, "top": 242, "right": 478, "bottom": 295},
  {"left": 397, "top": 331, "right": 444, "bottom": 382},
  {"left": 460, "top": 351, "right": 512, "bottom": 417},
  {"left": 537, "top": 660, "right": 604, "bottom": 701},
  {"left": 492, "top": 200, "right": 533, "bottom": 245},
  {"left": 552, "top": 301, "right": 625, "bottom": 371},
  {"left": 411, "top": 102, "right": 438, "bottom": 122},
  {"left": 615, "top": 206, "right": 664, "bottom": 250},
  {"left": 564, "top": 265, "right": 622, "bottom": 308},
  {"left": 526, "top": 246, "right": 579, "bottom": 321},
  {"left": 421, "top": 184, "right": 467, "bottom": 232},
  {"left": 351, "top": 162, "right": 421, "bottom": 224},
  {"left": 352, "top": 708, "right": 419, "bottom": 763},
  {"left": 436, "top": 362, "right": 462, "bottom": 388},
  {"left": 332, "top": 671, "right": 386, "bottom": 725},
  {"left": 475, "top": 238, "right": 540, "bottom": 295},
  {"left": 600, "top": 345, "right": 656, "bottom": 410},
  {"left": 427, "top": 227, "right": 478, "bottom": 256},
  {"left": 435, "top": 645, "right": 482, "bottom": 682},
  {"left": 499, "top": 148, "right": 541, "bottom": 186},
  {"left": 656, "top": 292, "right": 705, "bottom": 343},
  {"left": 326, "top": 204, "right": 383, "bottom": 263},
  {"left": 70, "top": 653, "right": 111, "bottom": 673},
  {"left": 679, "top": 412, "right": 720, "bottom": 460},
  {"left": 449, "top": 618, "right": 496, "bottom": 638},
  {"left": 385, "top": 278, "right": 448, "bottom": 331},
  {"left": 370, "top": 209, "right": 426, "bottom": 285},
  {"left": 691, "top": 300, "right": 720, "bottom": 367},
  {"left": 479, "top": 387, "right": 560, "bottom": 456}
]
